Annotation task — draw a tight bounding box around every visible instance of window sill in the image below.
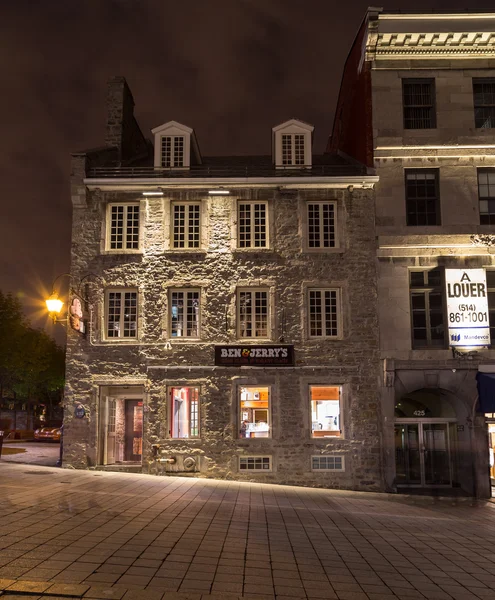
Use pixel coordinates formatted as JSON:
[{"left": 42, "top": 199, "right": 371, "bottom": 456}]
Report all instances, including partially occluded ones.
[
  {"left": 100, "top": 339, "right": 140, "bottom": 344},
  {"left": 306, "top": 336, "right": 343, "bottom": 342},
  {"left": 301, "top": 247, "right": 344, "bottom": 254},
  {"left": 164, "top": 248, "right": 206, "bottom": 254},
  {"left": 167, "top": 338, "right": 203, "bottom": 343},
  {"left": 233, "top": 248, "right": 274, "bottom": 253},
  {"left": 102, "top": 249, "right": 143, "bottom": 255}
]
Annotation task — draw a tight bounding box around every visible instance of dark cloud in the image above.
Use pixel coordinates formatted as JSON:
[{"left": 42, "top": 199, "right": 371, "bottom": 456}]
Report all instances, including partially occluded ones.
[{"left": 1, "top": 0, "right": 494, "bottom": 340}]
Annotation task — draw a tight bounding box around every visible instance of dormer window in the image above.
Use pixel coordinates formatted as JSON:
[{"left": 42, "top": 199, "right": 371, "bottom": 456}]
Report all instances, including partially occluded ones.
[
  {"left": 273, "top": 119, "right": 313, "bottom": 169},
  {"left": 151, "top": 121, "right": 202, "bottom": 169},
  {"left": 161, "top": 136, "right": 184, "bottom": 168},
  {"left": 282, "top": 134, "right": 305, "bottom": 166}
]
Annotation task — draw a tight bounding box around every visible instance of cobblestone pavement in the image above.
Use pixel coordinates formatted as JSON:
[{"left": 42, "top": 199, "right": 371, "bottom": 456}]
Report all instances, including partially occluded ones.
[
  {"left": 1, "top": 442, "right": 60, "bottom": 467},
  {"left": 1, "top": 462, "right": 495, "bottom": 600}
]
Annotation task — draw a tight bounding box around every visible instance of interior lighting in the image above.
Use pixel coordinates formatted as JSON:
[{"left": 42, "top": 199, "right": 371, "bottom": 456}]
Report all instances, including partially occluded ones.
[{"left": 208, "top": 189, "right": 230, "bottom": 195}]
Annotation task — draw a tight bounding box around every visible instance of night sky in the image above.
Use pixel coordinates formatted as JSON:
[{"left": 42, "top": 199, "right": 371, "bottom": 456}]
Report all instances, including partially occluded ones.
[{"left": 1, "top": 0, "right": 493, "bottom": 340}]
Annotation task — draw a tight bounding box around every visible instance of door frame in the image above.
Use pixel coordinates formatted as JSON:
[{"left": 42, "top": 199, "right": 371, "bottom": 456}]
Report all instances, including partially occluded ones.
[
  {"left": 99, "top": 392, "right": 144, "bottom": 466},
  {"left": 395, "top": 418, "right": 457, "bottom": 488}
]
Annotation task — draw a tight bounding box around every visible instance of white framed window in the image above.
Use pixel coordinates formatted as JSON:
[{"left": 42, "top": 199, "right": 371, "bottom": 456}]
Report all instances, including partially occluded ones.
[
  {"left": 169, "top": 289, "right": 200, "bottom": 338},
  {"left": 282, "top": 134, "right": 305, "bottom": 166},
  {"left": 107, "top": 204, "right": 140, "bottom": 251},
  {"left": 172, "top": 202, "right": 201, "bottom": 248},
  {"left": 308, "top": 288, "right": 341, "bottom": 338},
  {"left": 237, "top": 288, "right": 270, "bottom": 339},
  {"left": 105, "top": 290, "right": 138, "bottom": 339},
  {"left": 161, "top": 136, "right": 184, "bottom": 168},
  {"left": 169, "top": 386, "right": 200, "bottom": 439},
  {"left": 311, "top": 455, "right": 345, "bottom": 471},
  {"left": 310, "top": 385, "right": 342, "bottom": 439},
  {"left": 307, "top": 202, "right": 337, "bottom": 248},
  {"left": 238, "top": 202, "right": 268, "bottom": 248},
  {"left": 239, "top": 386, "right": 271, "bottom": 440},
  {"left": 239, "top": 456, "right": 272, "bottom": 472}
]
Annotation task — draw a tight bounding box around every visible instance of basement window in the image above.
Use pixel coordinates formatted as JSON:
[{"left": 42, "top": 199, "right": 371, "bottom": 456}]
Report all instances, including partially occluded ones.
[
  {"left": 239, "top": 456, "right": 272, "bottom": 472},
  {"left": 311, "top": 455, "right": 345, "bottom": 471}
]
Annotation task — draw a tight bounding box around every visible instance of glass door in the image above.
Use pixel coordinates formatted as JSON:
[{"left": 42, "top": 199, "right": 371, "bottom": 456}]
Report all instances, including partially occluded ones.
[
  {"left": 395, "top": 423, "right": 421, "bottom": 485},
  {"left": 395, "top": 421, "right": 453, "bottom": 487},
  {"left": 124, "top": 400, "right": 143, "bottom": 462},
  {"left": 423, "top": 423, "right": 451, "bottom": 485}
]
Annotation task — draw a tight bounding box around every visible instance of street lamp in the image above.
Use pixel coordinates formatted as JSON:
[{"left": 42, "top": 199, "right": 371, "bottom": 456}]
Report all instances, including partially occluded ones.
[{"left": 45, "top": 272, "right": 104, "bottom": 332}]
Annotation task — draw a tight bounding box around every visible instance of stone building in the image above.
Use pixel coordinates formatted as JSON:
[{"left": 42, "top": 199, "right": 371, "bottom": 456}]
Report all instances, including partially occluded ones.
[
  {"left": 331, "top": 9, "right": 495, "bottom": 497},
  {"left": 63, "top": 76, "right": 383, "bottom": 490}
]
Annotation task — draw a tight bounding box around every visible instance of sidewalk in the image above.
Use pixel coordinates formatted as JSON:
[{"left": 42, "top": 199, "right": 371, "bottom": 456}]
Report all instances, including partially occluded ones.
[{"left": 1, "top": 462, "right": 495, "bottom": 600}]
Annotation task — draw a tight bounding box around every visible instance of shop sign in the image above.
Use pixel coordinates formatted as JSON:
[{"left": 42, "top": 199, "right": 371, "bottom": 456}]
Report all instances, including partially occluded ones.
[
  {"left": 215, "top": 345, "right": 295, "bottom": 367},
  {"left": 445, "top": 269, "right": 490, "bottom": 347},
  {"left": 70, "top": 297, "right": 85, "bottom": 334}
]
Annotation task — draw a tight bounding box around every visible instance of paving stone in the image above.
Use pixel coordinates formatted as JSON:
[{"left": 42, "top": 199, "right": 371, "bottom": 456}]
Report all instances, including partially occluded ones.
[
  {"left": 7, "top": 580, "right": 52, "bottom": 593},
  {"left": 47, "top": 583, "right": 91, "bottom": 596}
]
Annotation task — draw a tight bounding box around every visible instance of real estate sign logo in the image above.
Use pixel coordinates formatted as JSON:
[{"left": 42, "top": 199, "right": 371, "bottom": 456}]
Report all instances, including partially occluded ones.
[{"left": 445, "top": 269, "right": 490, "bottom": 347}]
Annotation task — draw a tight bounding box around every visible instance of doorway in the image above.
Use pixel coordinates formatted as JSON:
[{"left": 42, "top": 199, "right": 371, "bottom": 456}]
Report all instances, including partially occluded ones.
[
  {"left": 101, "top": 396, "right": 143, "bottom": 465},
  {"left": 395, "top": 421, "right": 455, "bottom": 487}
]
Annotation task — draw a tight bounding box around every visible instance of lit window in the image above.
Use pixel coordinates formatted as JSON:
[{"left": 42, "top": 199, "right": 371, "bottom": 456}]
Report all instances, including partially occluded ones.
[
  {"left": 307, "top": 202, "right": 337, "bottom": 248},
  {"left": 405, "top": 170, "right": 440, "bottom": 226},
  {"left": 402, "top": 79, "right": 436, "bottom": 129},
  {"left": 238, "top": 289, "right": 269, "bottom": 339},
  {"left": 170, "top": 289, "right": 200, "bottom": 338},
  {"left": 409, "top": 270, "right": 445, "bottom": 349},
  {"left": 310, "top": 386, "right": 342, "bottom": 439},
  {"left": 108, "top": 204, "right": 140, "bottom": 250},
  {"left": 308, "top": 289, "right": 340, "bottom": 338},
  {"left": 170, "top": 387, "right": 200, "bottom": 438},
  {"left": 473, "top": 79, "right": 495, "bottom": 129},
  {"left": 478, "top": 170, "right": 495, "bottom": 225},
  {"left": 239, "top": 386, "right": 270, "bottom": 439},
  {"left": 106, "top": 290, "right": 138, "bottom": 339},
  {"left": 161, "top": 136, "right": 184, "bottom": 167},
  {"left": 281, "top": 134, "right": 305, "bottom": 166},
  {"left": 172, "top": 203, "right": 201, "bottom": 248},
  {"left": 238, "top": 202, "right": 268, "bottom": 248}
]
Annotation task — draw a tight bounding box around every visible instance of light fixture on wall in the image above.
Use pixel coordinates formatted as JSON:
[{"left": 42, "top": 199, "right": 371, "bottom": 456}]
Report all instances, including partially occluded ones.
[
  {"left": 45, "top": 272, "right": 104, "bottom": 334},
  {"left": 208, "top": 188, "right": 230, "bottom": 195},
  {"left": 142, "top": 189, "right": 164, "bottom": 196}
]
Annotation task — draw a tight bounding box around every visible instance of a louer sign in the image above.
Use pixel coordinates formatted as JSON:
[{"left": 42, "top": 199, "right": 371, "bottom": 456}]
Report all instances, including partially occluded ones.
[{"left": 445, "top": 269, "right": 490, "bottom": 347}]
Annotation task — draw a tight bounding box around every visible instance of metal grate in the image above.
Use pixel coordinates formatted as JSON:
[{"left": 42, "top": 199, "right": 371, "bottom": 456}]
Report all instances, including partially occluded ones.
[
  {"left": 403, "top": 79, "right": 435, "bottom": 129},
  {"left": 311, "top": 455, "right": 345, "bottom": 472},
  {"left": 239, "top": 456, "right": 272, "bottom": 471},
  {"left": 474, "top": 79, "right": 495, "bottom": 129}
]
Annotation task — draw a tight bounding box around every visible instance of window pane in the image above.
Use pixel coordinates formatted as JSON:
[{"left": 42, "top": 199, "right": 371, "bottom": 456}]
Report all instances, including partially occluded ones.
[
  {"left": 171, "top": 290, "right": 200, "bottom": 338},
  {"left": 405, "top": 170, "right": 439, "bottom": 226},
  {"left": 308, "top": 203, "right": 336, "bottom": 248},
  {"left": 403, "top": 80, "right": 435, "bottom": 129},
  {"left": 107, "top": 291, "right": 137, "bottom": 339},
  {"left": 309, "top": 289, "right": 339, "bottom": 337},
  {"left": 238, "top": 203, "right": 267, "bottom": 248},
  {"left": 161, "top": 136, "right": 172, "bottom": 167},
  {"left": 110, "top": 205, "right": 124, "bottom": 249},
  {"left": 310, "top": 386, "right": 341, "bottom": 439},
  {"left": 239, "top": 386, "right": 270, "bottom": 439},
  {"left": 170, "top": 387, "right": 199, "bottom": 438}
]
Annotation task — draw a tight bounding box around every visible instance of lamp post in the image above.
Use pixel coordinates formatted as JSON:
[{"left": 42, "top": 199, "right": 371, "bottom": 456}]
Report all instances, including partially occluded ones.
[{"left": 44, "top": 272, "right": 103, "bottom": 468}]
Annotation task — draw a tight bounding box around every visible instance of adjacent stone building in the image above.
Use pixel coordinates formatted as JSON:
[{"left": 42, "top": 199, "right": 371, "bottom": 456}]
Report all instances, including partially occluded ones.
[
  {"left": 62, "top": 77, "right": 383, "bottom": 490},
  {"left": 331, "top": 9, "right": 495, "bottom": 497}
]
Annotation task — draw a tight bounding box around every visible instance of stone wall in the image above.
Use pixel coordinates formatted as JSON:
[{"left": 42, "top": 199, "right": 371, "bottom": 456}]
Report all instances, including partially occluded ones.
[{"left": 63, "top": 171, "right": 384, "bottom": 490}]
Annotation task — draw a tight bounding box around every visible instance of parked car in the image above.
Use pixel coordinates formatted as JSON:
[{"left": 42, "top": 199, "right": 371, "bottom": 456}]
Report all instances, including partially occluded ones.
[{"left": 34, "top": 421, "right": 62, "bottom": 442}]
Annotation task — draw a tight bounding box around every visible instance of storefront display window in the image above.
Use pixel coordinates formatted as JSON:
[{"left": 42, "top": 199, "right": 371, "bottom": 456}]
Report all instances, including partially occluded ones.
[
  {"left": 486, "top": 415, "right": 495, "bottom": 494},
  {"left": 170, "top": 387, "right": 200, "bottom": 438},
  {"left": 310, "top": 386, "right": 341, "bottom": 438},
  {"left": 239, "top": 386, "right": 270, "bottom": 438}
]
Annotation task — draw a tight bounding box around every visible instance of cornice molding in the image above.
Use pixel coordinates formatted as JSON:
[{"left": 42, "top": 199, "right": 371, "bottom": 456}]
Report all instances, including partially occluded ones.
[{"left": 374, "top": 31, "right": 495, "bottom": 57}]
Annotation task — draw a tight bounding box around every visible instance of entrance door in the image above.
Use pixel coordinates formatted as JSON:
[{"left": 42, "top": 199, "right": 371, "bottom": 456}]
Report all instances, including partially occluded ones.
[
  {"left": 395, "top": 421, "right": 453, "bottom": 487},
  {"left": 124, "top": 400, "right": 143, "bottom": 462}
]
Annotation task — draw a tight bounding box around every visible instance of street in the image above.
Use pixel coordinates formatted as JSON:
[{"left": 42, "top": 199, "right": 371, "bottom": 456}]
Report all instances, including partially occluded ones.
[
  {"left": 1, "top": 442, "right": 60, "bottom": 467},
  {"left": 0, "top": 463, "right": 495, "bottom": 600}
]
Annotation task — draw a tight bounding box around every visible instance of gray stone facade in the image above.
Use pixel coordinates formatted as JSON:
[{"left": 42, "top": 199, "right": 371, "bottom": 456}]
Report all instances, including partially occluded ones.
[{"left": 62, "top": 80, "right": 383, "bottom": 491}]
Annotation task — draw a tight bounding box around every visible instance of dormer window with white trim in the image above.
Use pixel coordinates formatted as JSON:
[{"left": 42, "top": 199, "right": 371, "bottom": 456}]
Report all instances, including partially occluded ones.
[
  {"left": 272, "top": 119, "right": 313, "bottom": 169},
  {"left": 161, "top": 136, "right": 184, "bottom": 168},
  {"left": 151, "top": 121, "right": 202, "bottom": 169}
]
